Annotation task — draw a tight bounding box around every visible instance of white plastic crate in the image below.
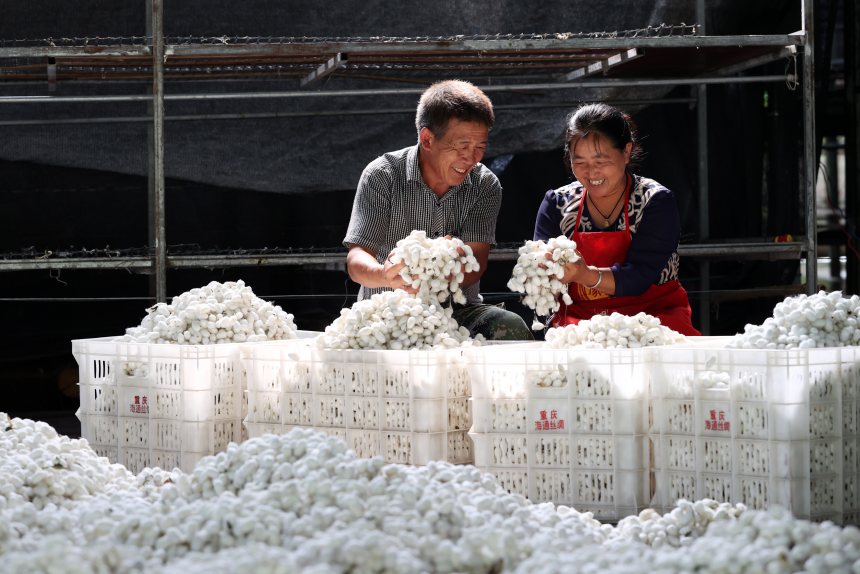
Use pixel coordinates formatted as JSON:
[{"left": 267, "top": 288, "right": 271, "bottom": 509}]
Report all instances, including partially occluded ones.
[
  {"left": 471, "top": 396, "right": 646, "bottom": 435},
  {"left": 468, "top": 344, "right": 648, "bottom": 435},
  {"left": 383, "top": 430, "right": 472, "bottom": 465},
  {"left": 307, "top": 347, "right": 468, "bottom": 399},
  {"left": 648, "top": 344, "right": 853, "bottom": 522},
  {"left": 247, "top": 344, "right": 461, "bottom": 398},
  {"left": 470, "top": 438, "right": 649, "bottom": 521},
  {"left": 80, "top": 413, "right": 242, "bottom": 472},
  {"left": 471, "top": 433, "right": 647, "bottom": 469},
  {"left": 465, "top": 343, "right": 649, "bottom": 520},
  {"left": 242, "top": 342, "right": 472, "bottom": 434},
  {"left": 465, "top": 343, "right": 648, "bottom": 400},
  {"left": 241, "top": 339, "right": 315, "bottom": 397},
  {"left": 245, "top": 421, "right": 286, "bottom": 439},
  {"left": 118, "top": 446, "right": 206, "bottom": 475},
  {"left": 74, "top": 337, "right": 247, "bottom": 421},
  {"left": 245, "top": 423, "right": 472, "bottom": 465},
  {"left": 74, "top": 334, "right": 317, "bottom": 473}
]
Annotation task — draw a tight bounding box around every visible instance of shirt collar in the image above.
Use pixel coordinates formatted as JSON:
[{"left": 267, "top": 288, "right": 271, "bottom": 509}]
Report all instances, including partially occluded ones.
[{"left": 406, "top": 144, "right": 424, "bottom": 184}]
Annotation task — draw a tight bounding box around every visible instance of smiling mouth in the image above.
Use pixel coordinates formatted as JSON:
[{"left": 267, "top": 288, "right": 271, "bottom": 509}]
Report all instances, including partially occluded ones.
[
  {"left": 453, "top": 167, "right": 468, "bottom": 175},
  {"left": 589, "top": 179, "right": 605, "bottom": 186}
]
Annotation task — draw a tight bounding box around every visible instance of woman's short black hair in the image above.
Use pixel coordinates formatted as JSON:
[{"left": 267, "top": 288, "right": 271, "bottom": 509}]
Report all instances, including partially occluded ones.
[
  {"left": 415, "top": 79, "right": 495, "bottom": 139},
  {"left": 563, "top": 102, "right": 643, "bottom": 169}
]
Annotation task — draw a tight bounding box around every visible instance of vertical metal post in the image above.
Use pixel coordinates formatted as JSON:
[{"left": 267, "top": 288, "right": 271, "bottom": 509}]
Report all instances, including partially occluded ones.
[
  {"left": 147, "top": 0, "right": 167, "bottom": 302},
  {"left": 847, "top": 0, "right": 860, "bottom": 293},
  {"left": 696, "top": 0, "right": 711, "bottom": 334},
  {"left": 801, "top": 0, "right": 817, "bottom": 293},
  {"left": 824, "top": 138, "right": 841, "bottom": 290}
]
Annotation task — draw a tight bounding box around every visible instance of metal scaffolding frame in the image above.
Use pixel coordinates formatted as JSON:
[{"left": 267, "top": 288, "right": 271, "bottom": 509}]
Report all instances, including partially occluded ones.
[{"left": 0, "top": 1, "right": 817, "bottom": 322}]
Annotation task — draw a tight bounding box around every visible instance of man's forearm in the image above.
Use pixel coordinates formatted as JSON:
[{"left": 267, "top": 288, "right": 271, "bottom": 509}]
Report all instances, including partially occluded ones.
[{"left": 346, "top": 247, "right": 388, "bottom": 288}]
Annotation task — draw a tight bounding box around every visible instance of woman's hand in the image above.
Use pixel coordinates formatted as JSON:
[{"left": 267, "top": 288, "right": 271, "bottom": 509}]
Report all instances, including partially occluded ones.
[
  {"left": 544, "top": 249, "right": 588, "bottom": 284},
  {"left": 561, "top": 256, "right": 590, "bottom": 285}
]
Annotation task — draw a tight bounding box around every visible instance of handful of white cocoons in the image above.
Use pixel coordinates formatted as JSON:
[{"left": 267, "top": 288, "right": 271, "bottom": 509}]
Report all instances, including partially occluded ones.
[
  {"left": 507, "top": 236, "right": 580, "bottom": 322},
  {"left": 388, "top": 230, "right": 480, "bottom": 305}
]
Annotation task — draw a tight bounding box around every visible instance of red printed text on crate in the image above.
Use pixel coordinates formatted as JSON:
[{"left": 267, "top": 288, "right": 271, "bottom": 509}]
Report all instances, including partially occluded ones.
[
  {"left": 129, "top": 395, "right": 150, "bottom": 415},
  {"left": 705, "top": 409, "right": 730, "bottom": 432},
  {"left": 535, "top": 409, "right": 565, "bottom": 431}
]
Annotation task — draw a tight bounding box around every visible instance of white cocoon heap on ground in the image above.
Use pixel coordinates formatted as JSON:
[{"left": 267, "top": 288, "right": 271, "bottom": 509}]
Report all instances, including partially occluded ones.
[{"left": 3, "top": 411, "right": 860, "bottom": 573}]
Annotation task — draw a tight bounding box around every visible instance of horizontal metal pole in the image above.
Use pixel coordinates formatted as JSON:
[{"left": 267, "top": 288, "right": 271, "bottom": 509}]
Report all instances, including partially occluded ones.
[
  {"left": 707, "top": 45, "right": 797, "bottom": 77},
  {"left": 493, "top": 242, "right": 804, "bottom": 261},
  {"left": 0, "top": 46, "right": 151, "bottom": 58},
  {"left": 0, "top": 97, "right": 696, "bottom": 126},
  {"left": 0, "top": 296, "right": 155, "bottom": 302},
  {"left": 0, "top": 34, "right": 803, "bottom": 60},
  {"left": 0, "top": 288, "right": 805, "bottom": 304},
  {"left": 674, "top": 241, "right": 804, "bottom": 259},
  {"left": 0, "top": 241, "right": 806, "bottom": 272},
  {"left": 684, "top": 285, "right": 806, "bottom": 301},
  {"left": 168, "top": 253, "right": 346, "bottom": 268},
  {"left": 0, "top": 293, "right": 356, "bottom": 302},
  {"left": 0, "top": 257, "right": 153, "bottom": 271},
  {"left": 0, "top": 75, "right": 792, "bottom": 105}
]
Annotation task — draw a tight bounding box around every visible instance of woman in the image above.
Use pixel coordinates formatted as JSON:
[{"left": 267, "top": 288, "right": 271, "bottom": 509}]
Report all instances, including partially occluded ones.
[{"left": 533, "top": 102, "right": 701, "bottom": 336}]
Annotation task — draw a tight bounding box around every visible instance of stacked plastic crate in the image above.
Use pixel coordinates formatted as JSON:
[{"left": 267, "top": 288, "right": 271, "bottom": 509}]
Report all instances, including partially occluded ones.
[
  {"left": 243, "top": 342, "right": 473, "bottom": 465},
  {"left": 466, "top": 343, "right": 650, "bottom": 522},
  {"left": 74, "top": 337, "right": 245, "bottom": 473},
  {"left": 648, "top": 344, "right": 857, "bottom": 523},
  {"left": 840, "top": 346, "right": 860, "bottom": 524}
]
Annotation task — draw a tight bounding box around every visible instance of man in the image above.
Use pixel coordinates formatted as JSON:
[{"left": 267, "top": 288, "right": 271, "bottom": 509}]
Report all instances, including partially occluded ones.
[{"left": 343, "top": 79, "right": 532, "bottom": 340}]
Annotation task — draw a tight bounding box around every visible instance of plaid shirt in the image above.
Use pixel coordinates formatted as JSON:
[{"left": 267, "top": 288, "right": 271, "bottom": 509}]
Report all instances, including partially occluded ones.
[{"left": 344, "top": 144, "right": 501, "bottom": 304}]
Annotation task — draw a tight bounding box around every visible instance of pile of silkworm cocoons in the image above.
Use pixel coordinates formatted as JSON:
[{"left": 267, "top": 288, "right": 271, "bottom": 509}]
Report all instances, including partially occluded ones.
[
  {"left": 4, "top": 412, "right": 860, "bottom": 574},
  {"left": 388, "top": 230, "right": 480, "bottom": 305},
  {"left": 119, "top": 280, "right": 298, "bottom": 345},
  {"left": 507, "top": 236, "right": 580, "bottom": 321},
  {"left": 316, "top": 289, "right": 480, "bottom": 350},
  {"left": 728, "top": 290, "right": 860, "bottom": 349},
  {"left": 545, "top": 312, "right": 686, "bottom": 348}
]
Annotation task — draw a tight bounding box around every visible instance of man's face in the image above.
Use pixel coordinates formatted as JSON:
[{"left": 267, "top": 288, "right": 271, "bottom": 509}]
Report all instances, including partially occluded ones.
[{"left": 419, "top": 119, "right": 489, "bottom": 194}]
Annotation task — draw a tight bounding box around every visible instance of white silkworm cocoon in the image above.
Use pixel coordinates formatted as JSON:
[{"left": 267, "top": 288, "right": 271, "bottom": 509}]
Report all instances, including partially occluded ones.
[
  {"left": 545, "top": 312, "right": 685, "bottom": 348},
  {"left": 316, "top": 290, "right": 481, "bottom": 350},
  {"left": 118, "top": 280, "right": 298, "bottom": 345},
  {"left": 388, "top": 230, "right": 480, "bottom": 304},
  {"left": 5, "top": 412, "right": 860, "bottom": 572},
  {"left": 507, "top": 236, "right": 580, "bottom": 323},
  {"left": 729, "top": 290, "right": 860, "bottom": 349},
  {"left": 528, "top": 364, "right": 567, "bottom": 388}
]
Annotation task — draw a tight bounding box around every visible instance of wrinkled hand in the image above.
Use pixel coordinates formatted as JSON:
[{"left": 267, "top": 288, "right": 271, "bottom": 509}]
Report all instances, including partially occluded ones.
[
  {"left": 562, "top": 257, "right": 589, "bottom": 285},
  {"left": 540, "top": 250, "right": 588, "bottom": 284},
  {"left": 383, "top": 257, "right": 419, "bottom": 294},
  {"left": 544, "top": 249, "right": 587, "bottom": 284}
]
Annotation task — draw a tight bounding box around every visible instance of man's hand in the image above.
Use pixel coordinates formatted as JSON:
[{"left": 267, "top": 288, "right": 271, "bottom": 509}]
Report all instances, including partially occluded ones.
[{"left": 383, "top": 255, "right": 419, "bottom": 294}]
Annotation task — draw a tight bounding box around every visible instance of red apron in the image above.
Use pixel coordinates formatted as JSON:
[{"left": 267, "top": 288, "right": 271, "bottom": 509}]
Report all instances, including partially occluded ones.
[{"left": 554, "top": 176, "right": 701, "bottom": 336}]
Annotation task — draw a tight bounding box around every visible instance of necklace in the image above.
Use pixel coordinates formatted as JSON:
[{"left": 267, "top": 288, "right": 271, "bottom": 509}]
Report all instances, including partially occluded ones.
[{"left": 588, "top": 187, "right": 625, "bottom": 227}]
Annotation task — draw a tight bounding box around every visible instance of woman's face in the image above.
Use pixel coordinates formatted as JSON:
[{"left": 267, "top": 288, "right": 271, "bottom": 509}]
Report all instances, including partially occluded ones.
[{"left": 570, "top": 133, "right": 632, "bottom": 199}]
